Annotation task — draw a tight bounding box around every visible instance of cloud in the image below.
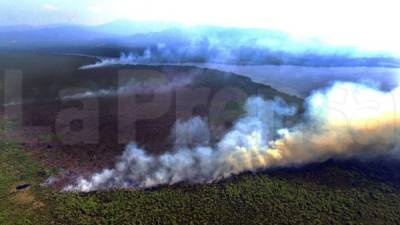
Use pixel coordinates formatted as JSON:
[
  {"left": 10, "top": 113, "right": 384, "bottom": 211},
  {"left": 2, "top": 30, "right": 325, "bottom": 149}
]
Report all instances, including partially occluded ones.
[
  {"left": 42, "top": 3, "right": 60, "bottom": 11},
  {"left": 88, "top": 5, "right": 104, "bottom": 14}
]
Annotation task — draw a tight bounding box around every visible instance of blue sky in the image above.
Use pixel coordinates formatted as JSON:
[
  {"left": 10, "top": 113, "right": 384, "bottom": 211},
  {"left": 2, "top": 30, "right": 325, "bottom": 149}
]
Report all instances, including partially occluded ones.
[{"left": 1, "top": 0, "right": 400, "bottom": 54}]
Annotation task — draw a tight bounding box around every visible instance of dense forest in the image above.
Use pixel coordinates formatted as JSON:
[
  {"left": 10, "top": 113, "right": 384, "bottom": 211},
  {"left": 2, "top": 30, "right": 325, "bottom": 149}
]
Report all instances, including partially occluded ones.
[{"left": 2, "top": 138, "right": 400, "bottom": 225}]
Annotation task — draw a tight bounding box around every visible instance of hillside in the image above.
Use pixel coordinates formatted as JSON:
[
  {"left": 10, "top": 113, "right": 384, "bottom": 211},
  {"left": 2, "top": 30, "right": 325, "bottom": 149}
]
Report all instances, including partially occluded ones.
[
  {"left": 1, "top": 52, "right": 301, "bottom": 187},
  {"left": 1, "top": 53, "right": 400, "bottom": 224}
]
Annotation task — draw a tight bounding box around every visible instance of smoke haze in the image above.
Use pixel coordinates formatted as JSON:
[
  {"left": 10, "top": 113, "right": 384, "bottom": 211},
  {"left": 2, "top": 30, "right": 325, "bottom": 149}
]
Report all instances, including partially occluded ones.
[{"left": 77, "top": 27, "right": 398, "bottom": 69}]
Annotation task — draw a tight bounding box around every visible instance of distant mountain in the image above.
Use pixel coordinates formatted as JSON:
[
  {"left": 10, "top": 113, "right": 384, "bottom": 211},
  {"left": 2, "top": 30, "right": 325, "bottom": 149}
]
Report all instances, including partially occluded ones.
[
  {"left": 0, "top": 21, "right": 399, "bottom": 67},
  {"left": 0, "top": 24, "right": 110, "bottom": 47},
  {"left": 0, "top": 23, "right": 176, "bottom": 48},
  {"left": 0, "top": 20, "right": 179, "bottom": 46},
  {"left": 94, "top": 20, "right": 180, "bottom": 36},
  {"left": 0, "top": 25, "right": 36, "bottom": 32}
]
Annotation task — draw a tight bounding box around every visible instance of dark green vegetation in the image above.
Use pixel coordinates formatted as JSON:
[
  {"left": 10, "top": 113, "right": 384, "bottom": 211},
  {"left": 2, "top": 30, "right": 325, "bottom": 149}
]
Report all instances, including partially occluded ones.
[
  {"left": 2, "top": 138, "right": 400, "bottom": 224},
  {"left": 0, "top": 140, "right": 52, "bottom": 225}
]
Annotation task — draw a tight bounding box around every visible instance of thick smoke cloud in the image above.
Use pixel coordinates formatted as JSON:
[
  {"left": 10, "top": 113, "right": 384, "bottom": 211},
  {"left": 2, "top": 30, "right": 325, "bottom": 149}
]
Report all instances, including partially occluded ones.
[
  {"left": 65, "top": 81, "right": 400, "bottom": 192},
  {"left": 268, "top": 82, "right": 400, "bottom": 166},
  {"left": 64, "top": 97, "right": 295, "bottom": 192}
]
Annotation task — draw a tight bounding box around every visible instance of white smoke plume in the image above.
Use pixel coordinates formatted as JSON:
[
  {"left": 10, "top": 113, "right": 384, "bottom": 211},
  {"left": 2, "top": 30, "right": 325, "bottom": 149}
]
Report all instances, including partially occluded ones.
[
  {"left": 63, "top": 76, "right": 192, "bottom": 100},
  {"left": 79, "top": 51, "right": 153, "bottom": 69},
  {"left": 172, "top": 117, "right": 211, "bottom": 147},
  {"left": 65, "top": 81, "right": 400, "bottom": 192},
  {"left": 64, "top": 97, "right": 294, "bottom": 192}
]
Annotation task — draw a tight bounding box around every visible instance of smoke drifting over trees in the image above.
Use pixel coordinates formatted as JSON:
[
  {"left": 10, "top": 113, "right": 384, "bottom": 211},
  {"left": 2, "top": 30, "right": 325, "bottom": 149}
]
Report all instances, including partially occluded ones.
[{"left": 64, "top": 80, "right": 400, "bottom": 192}]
